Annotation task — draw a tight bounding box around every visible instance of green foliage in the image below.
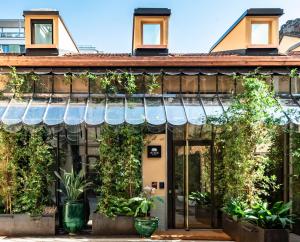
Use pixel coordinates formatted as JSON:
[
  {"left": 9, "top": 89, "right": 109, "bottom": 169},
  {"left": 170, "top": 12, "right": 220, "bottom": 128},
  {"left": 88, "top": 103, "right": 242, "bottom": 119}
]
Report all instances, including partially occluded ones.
[
  {"left": 0, "top": 127, "right": 55, "bottom": 216},
  {"left": 245, "top": 201, "right": 294, "bottom": 229},
  {"left": 189, "top": 191, "right": 211, "bottom": 206},
  {"left": 216, "top": 74, "right": 281, "bottom": 205},
  {"left": 55, "top": 168, "right": 92, "bottom": 202},
  {"left": 8, "top": 67, "right": 39, "bottom": 99},
  {"left": 97, "top": 125, "right": 145, "bottom": 217},
  {"left": 223, "top": 199, "right": 250, "bottom": 221},
  {"left": 130, "top": 186, "right": 163, "bottom": 218}
]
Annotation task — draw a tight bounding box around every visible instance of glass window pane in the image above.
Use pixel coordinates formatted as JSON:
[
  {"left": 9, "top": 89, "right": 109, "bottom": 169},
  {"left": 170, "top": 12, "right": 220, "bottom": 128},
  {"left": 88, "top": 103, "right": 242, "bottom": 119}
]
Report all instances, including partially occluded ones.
[
  {"left": 0, "top": 99, "right": 9, "bottom": 119},
  {"left": 0, "top": 74, "right": 10, "bottom": 92},
  {"left": 251, "top": 23, "right": 269, "bottom": 45},
  {"left": 200, "top": 76, "right": 216, "bottom": 93},
  {"left": 105, "top": 98, "right": 125, "bottom": 125},
  {"left": 218, "top": 76, "right": 234, "bottom": 94},
  {"left": 32, "top": 20, "right": 53, "bottom": 45},
  {"left": 72, "top": 75, "right": 88, "bottom": 93},
  {"left": 145, "top": 97, "right": 166, "bottom": 126},
  {"left": 182, "top": 75, "right": 198, "bottom": 93},
  {"left": 201, "top": 96, "right": 224, "bottom": 124},
  {"left": 126, "top": 98, "right": 145, "bottom": 125},
  {"left": 143, "top": 23, "right": 161, "bottom": 45},
  {"left": 64, "top": 99, "right": 86, "bottom": 126},
  {"left": 273, "top": 76, "right": 290, "bottom": 94},
  {"left": 36, "top": 75, "right": 52, "bottom": 93},
  {"left": 85, "top": 98, "right": 105, "bottom": 126},
  {"left": 164, "top": 75, "right": 180, "bottom": 94},
  {"left": 54, "top": 75, "right": 69, "bottom": 93},
  {"left": 23, "top": 98, "right": 48, "bottom": 125},
  {"left": 164, "top": 97, "right": 187, "bottom": 126},
  {"left": 281, "top": 98, "right": 300, "bottom": 125},
  {"left": 183, "top": 97, "right": 206, "bottom": 125},
  {"left": 2, "top": 99, "right": 28, "bottom": 125},
  {"left": 291, "top": 77, "right": 300, "bottom": 95},
  {"left": 43, "top": 97, "right": 67, "bottom": 126}
]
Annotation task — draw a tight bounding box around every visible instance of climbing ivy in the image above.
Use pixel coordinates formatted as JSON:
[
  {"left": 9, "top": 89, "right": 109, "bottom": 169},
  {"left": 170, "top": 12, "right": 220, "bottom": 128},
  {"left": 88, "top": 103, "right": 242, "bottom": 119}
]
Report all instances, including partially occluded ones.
[
  {"left": 7, "top": 67, "right": 39, "bottom": 99},
  {"left": 96, "top": 125, "right": 145, "bottom": 217},
  {"left": 215, "top": 73, "right": 281, "bottom": 205}
]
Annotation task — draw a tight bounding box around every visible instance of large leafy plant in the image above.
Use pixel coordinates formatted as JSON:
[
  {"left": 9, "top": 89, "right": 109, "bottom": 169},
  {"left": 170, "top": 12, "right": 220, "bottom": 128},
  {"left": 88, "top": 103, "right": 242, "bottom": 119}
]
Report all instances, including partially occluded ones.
[
  {"left": 130, "top": 186, "right": 163, "bottom": 218},
  {"left": 215, "top": 73, "right": 281, "bottom": 205},
  {"left": 245, "top": 201, "right": 294, "bottom": 229},
  {"left": 55, "top": 169, "right": 92, "bottom": 202},
  {"left": 223, "top": 199, "right": 249, "bottom": 221},
  {"left": 0, "top": 128, "right": 55, "bottom": 216},
  {"left": 96, "top": 125, "right": 145, "bottom": 217}
]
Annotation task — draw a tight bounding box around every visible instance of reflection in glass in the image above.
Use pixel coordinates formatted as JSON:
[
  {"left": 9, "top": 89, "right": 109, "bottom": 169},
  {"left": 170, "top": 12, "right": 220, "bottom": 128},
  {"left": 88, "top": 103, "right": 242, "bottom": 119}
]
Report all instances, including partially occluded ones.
[
  {"left": 126, "top": 98, "right": 145, "bottom": 125},
  {"left": 145, "top": 98, "right": 166, "bottom": 126},
  {"left": 44, "top": 98, "right": 66, "bottom": 126},
  {"left": 164, "top": 97, "right": 187, "bottom": 126},
  {"left": 32, "top": 20, "right": 53, "bottom": 44},
  {"left": 105, "top": 98, "right": 125, "bottom": 125},
  {"left": 23, "top": 98, "right": 48, "bottom": 125},
  {"left": 64, "top": 100, "right": 86, "bottom": 126},
  {"left": 85, "top": 98, "right": 105, "bottom": 126},
  {"left": 2, "top": 99, "right": 28, "bottom": 125}
]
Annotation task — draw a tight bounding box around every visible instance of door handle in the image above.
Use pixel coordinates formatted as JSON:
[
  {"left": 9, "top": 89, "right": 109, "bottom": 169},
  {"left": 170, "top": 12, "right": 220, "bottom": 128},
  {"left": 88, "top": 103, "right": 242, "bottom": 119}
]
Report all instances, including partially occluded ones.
[{"left": 168, "top": 189, "right": 172, "bottom": 194}]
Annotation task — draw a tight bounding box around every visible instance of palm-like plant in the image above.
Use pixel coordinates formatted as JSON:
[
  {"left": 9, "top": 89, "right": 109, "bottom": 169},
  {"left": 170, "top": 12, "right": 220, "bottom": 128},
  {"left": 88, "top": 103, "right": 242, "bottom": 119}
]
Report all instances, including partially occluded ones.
[{"left": 55, "top": 169, "right": 92, "bottom": 202}]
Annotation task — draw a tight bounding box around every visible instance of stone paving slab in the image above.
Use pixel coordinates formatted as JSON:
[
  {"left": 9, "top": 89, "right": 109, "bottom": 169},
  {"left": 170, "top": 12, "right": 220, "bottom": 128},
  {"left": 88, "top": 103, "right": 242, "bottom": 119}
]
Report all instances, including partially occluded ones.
[{"left": 0, "top": 236, "right": 234, "bottom": 242}]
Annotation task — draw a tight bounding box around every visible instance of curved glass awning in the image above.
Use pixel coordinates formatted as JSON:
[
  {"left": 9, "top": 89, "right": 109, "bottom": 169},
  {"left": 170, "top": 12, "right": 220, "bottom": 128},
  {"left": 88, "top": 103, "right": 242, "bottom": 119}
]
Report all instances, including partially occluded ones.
[{"left": 0, "top": 95, "right": 298, "bottom": 127}]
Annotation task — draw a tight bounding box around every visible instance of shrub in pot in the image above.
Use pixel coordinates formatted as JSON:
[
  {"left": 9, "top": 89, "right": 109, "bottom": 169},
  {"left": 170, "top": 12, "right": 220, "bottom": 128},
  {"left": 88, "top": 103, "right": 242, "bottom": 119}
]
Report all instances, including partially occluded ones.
[
  {"left": 55, "top": 169, "right": 92, "bottom": 234},
  {"left": 130, "top": 186, "right": 163, "bottom": 238},
  {"left": 222, "top": 199, "right": 249, "bottom": 242},
  {"left": 241, "top": 201, "right": 294, "bottom": 242}
]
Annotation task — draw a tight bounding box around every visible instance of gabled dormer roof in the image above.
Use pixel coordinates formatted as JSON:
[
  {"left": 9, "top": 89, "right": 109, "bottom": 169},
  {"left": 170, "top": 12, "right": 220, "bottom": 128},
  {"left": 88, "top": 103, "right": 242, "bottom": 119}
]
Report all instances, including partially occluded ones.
[{"left": 210, "top": 8, "right": 284, "bottom": 53}]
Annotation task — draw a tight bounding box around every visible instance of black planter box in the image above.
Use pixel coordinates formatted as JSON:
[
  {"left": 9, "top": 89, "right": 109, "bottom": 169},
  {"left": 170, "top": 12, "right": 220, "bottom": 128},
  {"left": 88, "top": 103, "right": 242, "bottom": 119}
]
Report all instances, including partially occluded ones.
[
  {"left": 240, "top": 222, "right": 289, "bottom": 242},
  {"left": 92, "top": 213, "right": 137, "bottom": 235},
  {"left": 0, "top": 214, "right": 55, "bottom": 236},
  {"left": 222, "top": 213, "right": 241, "bottom": 242}
]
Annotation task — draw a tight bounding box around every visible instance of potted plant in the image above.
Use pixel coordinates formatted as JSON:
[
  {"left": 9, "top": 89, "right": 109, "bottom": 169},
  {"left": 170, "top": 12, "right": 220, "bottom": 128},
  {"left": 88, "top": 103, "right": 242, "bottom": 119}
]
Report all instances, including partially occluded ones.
[
  {"left": 222, "top": 199, "right": 249, "bottom": 242},
  {"left": 241, "top": 201, "right": 294, "bottom": 242},
  {"left": 130, "top": 186, "right": 163, "bottom": 238},
  {"left": 189, "top": 191, "right": 211, "bottom": 220},
  {"left": 55, "top": 169, "right": 92, "bottom": 234}
]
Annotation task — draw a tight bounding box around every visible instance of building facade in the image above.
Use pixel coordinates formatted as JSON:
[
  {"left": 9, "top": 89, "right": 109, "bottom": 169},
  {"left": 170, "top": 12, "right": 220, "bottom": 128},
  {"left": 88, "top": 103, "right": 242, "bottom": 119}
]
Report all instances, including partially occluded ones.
[
  {"left": 0, "top": 8, "right": 300, "bottom": 233},
  {"left": 0, "top": 19, "right": 25, "bottom": 53}
]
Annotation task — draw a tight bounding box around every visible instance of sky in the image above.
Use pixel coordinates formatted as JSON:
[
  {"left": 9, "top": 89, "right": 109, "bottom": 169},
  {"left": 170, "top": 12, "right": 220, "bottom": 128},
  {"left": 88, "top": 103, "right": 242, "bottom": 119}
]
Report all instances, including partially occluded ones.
[{"left": 1, "top": 0, "right": 300, "bottom": 53}]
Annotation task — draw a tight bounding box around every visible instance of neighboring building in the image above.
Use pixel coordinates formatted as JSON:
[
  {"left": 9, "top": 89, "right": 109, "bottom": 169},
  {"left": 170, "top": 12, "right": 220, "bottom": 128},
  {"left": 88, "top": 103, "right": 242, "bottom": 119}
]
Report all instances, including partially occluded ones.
[
  {"left": 0, "top": 8, "right": 300, "bottom": 234},
  {"left": 279, "top": 18, "right": 300, "bottom": 54},
  {"left": 0, "top": 19, "right": 25, "bottom": 54},
  {"left": 78, "top": 45, "right": 101, "bottom": 54}
]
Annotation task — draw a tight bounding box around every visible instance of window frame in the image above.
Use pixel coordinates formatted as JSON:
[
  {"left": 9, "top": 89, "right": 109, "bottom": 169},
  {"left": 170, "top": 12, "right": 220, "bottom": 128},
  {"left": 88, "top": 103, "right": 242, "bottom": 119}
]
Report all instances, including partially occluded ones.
[
  {"left": 141, "top": 22, "right": 163, "bottom": 46},
  {"left": 25, "top": 15, "right": 58, "bottom": 49}
]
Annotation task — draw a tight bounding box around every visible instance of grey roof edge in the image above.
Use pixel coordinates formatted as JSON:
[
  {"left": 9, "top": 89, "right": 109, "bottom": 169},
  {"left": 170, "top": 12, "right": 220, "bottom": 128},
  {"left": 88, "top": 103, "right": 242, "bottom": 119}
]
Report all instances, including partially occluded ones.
[
  {"left": 134, "top": 8, "right": 171, "bottom": 16},
  {"left": 23, "top": 10, "right": 59, "bottom": 16},
  {"left": 209, "top": 8, "right": 284, "bottom": 53},
  {"left": 287, "top": 41, "right": 300, "bottom": 53}
]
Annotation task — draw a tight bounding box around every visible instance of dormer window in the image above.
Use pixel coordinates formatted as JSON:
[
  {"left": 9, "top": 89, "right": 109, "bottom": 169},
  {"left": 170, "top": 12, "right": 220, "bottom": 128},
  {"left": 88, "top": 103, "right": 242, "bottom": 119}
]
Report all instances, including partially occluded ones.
[
  {"left": 142, "top": 23, "right": 161, "bottom": 45},
  {"left": 31, "top": 19, "right": 53, "bottom": 44},
  {"left": 251, "top": 23, "right": 269, "bottom": 45},
  {"left": 133, "top": 8, "right": 171, "bottom": 56}
]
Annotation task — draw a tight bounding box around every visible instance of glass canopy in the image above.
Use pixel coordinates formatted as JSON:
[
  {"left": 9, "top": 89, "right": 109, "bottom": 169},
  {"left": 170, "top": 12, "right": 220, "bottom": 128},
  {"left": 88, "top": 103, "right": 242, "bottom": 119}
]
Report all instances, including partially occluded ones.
[{"left": 0, "top": 95, "right": 298, "bottom": 127}]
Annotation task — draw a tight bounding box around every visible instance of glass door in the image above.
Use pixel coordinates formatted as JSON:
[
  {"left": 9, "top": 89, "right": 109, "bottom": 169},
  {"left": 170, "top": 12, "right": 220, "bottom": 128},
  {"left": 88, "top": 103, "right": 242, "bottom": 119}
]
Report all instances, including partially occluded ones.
[{"left": 171, "top": 142, "right": 214, "bottom": 229}]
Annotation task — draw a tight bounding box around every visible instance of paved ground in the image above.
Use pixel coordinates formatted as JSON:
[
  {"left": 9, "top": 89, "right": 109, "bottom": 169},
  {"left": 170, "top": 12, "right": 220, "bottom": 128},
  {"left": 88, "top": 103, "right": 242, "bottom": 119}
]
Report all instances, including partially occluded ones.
[
  {"left": 0, "top": 237, "right": 234, "bottom": 242},
  {"left": 0, "top": 233, "right": 299, "bottom": 242}
]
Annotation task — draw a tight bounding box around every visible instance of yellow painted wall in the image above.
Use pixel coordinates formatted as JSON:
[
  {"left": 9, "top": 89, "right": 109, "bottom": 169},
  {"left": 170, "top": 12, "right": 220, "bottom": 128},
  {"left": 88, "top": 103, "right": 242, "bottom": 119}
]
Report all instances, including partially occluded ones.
[
  {"left": 279, "top": 36, "right": 300, "bottom": 54},
  {"left": 211, "top": 16, "right": 279, "bottom": 52},
  {"left": 142, "top": 134, "right": 166, "bottom": 196}
]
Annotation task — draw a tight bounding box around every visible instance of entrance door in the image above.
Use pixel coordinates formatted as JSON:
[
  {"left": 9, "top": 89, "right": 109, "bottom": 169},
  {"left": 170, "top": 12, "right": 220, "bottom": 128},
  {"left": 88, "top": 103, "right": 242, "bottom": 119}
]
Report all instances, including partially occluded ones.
[{"left": 169, "top": 141, "right": 215, "bottom": 229}]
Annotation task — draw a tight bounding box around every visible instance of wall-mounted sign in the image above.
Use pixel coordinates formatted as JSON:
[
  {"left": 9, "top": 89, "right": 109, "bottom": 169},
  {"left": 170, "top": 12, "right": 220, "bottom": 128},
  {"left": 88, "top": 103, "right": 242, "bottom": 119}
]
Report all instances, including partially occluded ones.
[{"left": 147, "top": 145, "right": 161, "bottom": 158}]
